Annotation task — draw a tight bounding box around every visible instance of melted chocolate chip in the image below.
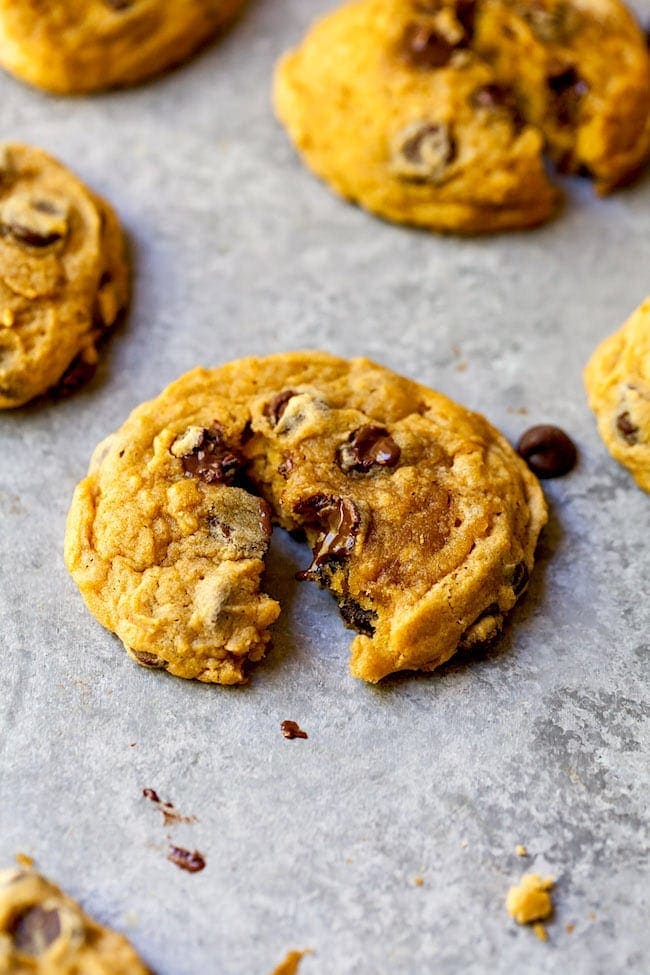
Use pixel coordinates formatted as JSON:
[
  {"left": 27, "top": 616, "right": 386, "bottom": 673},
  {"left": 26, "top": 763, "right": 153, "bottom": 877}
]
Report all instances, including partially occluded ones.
[
  {"left": 337, "top": 425, "right": 401, "bottom": 473},
  {"left": 511, "top": 560, "right": 530, "bottom": 596},
  {"left": 471, "top": 84, "right": 526, "bottom": 131},
  {"left": 294, "top": 494, "right": 361, "bottom": 578},
  {"left": 339, "top": 598, "right": 377, "bottom": 636},
  {"left": 1, "top": 222, "right": 63, "bottom": 248},
  {"left": 264, "top": 390, "right": 297, "bottom": 426},
  {"left": 281, "top": 720, "right": 308, "bottom": 740},
  {"left": 132, "top": 650, "right": 168, "bottom": 670},
  {"left": 616, "top": 411, "right": 639, "bottom": 445},
  {"left": 392, "top": 121, "right": 456, "bottom": 182},
  {"left": 402, "top": 23, "right": 457, "bottom": 69},
  {"left": 180, "top": 427, "right": 243, "bottom": 485},
  {"left": 143, "top": 787, "right": 161, "bottom": 803},
  {"left": 10, "top": 907, "right": 61, "bottom": 955},
  {"left": 259, "top": 500, "right": 274, "bottom": 537},
  {"left": 168, "top": 846, "right": 206, "bottom": 873},
  {"left": 547, "top": 66, "right": 588, "bottom": 126},
  {"left": 517, "top": 424, "right": 577, "bottom": 478}
]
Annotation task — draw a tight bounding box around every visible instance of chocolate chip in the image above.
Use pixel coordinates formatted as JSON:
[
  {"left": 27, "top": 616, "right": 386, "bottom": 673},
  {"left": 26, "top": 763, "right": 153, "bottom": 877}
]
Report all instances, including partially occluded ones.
[
  {"left": 455, "top": 0, "right": 477, "bottom": 37},
  {"left": 337, "top": 425, "right": 401, "bottom": 473},
  {"left": 0, "top": 222, "right": 63, "bottom": 248},
  {"left": 517, "top": 424, "right": 577, "bottom": 478},
  {"left": 281, "top": 720, "right": 308, "bottom": 740},
  {"left": 167, "top": 847, "right": 206, "bottom": 873},
  {"left": 402, "top": 24, "right": 457, "bottom": 69},
  {"left": 259, "top": 500, "right": 273, "bottom": 537},
  {"left": 471, "top": 84, "right": 526, "bottom": 131},
  {"left": 10, "top": 907, "right": 61, "bottom": 955},
  {"left": 142, "top": 787, "right": 161, "bottom": 803},
  {"left": 547, "top": 66, "right": 588, "bottom": 126},
  {"left": 51, "top": 354, "right": 98, "bottom": 399},
  {"left": 391, "top": 121, "right": 456, "bottom": 182},
  {"left": 180, "top": 427, "right": 243, "bottom": 485},
  {"left": 616, "top": 411, "right": 639, "bottom": 444},
  {"left": 264, "top": 390, "right": 297, "bottom": 426},
  {"left": 294, "top": 494, "right": 361, "bottom": 578},
  {"left": 278, "top": 457, "right": 294, "bottom": 478},
  {"left": 338, "top": 598, "right": 377, "bottom": 636},
  {"left": 511, "top": 560, "right": 530, "bottom": 596},
  {"left": 132, "top": 650, "right": 168, "bottom": 670}
]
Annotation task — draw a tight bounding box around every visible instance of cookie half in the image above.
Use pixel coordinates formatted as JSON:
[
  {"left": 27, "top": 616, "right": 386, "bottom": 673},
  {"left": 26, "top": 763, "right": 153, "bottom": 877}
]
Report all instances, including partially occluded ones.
[
  {"left": 0, "top": 0, "right": 246, "bottom": 94},
  {"left": 0, "top": 144, "right": 129, "bottom": 409},
  {"left": 584, "top": 298, "right": 650, "bottom": 492},
  {"left": 0, "top": 867, "right": 151, "bottom": 974},
  {"left": 65, "top": 352, "right": 547, "bottom": 683},
  {"left": 274, "top": 0, "right": 650, "bottom": 232}
]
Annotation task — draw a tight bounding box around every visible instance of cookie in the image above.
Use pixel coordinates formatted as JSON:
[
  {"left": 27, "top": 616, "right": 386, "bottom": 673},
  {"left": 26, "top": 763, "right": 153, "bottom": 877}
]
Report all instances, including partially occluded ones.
[
  {"left": 584, "top": 298, "right": 650, "bottom": 492},
  {"left": 0, "top": 867, "right": 151, "bottom": 974},
  {"left": 65, "top": 352, "right": 546, "bottom": 683},
  {"left": 273, "top": 0, "right": 650, "bottom": 233},
  {"left": 0, "top": 144, "right": 129, "bottom": 409},
  {"left": 0, "top": 0, "right": 246, "bottom": 94}
]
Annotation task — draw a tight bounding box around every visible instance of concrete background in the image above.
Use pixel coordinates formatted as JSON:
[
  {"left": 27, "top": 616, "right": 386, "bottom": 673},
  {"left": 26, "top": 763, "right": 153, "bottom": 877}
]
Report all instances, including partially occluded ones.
[{"left": 0, "top": 1, "right": 648, "bottom": 972}]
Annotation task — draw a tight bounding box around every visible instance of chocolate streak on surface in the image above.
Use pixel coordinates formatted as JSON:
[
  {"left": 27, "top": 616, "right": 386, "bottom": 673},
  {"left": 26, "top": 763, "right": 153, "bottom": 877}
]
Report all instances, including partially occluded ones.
[
  {"left": 167, "top": 846, "right": 206, "bottom": 873},
  {"left": 143, "top": 788, "right": 196, "bottom": 826}
]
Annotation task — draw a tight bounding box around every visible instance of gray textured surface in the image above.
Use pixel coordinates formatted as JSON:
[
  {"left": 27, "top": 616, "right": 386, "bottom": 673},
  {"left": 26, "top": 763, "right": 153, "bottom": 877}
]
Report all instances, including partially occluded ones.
[{"left": 1, "top": 2, "right": 649, "bottom": 973}]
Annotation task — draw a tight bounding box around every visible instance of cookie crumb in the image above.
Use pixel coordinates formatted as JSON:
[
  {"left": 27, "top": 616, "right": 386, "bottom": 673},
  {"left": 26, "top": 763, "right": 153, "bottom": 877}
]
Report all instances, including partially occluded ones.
[
  {"left": 566, "top": 922, "right": 575, "bottom": 933},
  {"left": 270, "top": 949, "right": 310, "bottom": 975},
  {"left": 506, "top": 873, "right": 554, "bottom": 926},
  {"left": 15, "top": 853, "right": 34, "bottom": 868},
  {"left": 533, "top": 922, "right": 548, "bottom": 942},
  {"left": 588, "top": 912, "right": 596, "bottom": 921},
  {"left": 515, "top": 845, "right": 528, "bottom": 857},
  {"left": 167, "top": 846, "right": 206, "bottom": 874},
  {"left": 281, "top": 720, "right": 308, "bottom": 740},
  {"left": 414, "top": 876, "right": 424, "bottom": 886}
]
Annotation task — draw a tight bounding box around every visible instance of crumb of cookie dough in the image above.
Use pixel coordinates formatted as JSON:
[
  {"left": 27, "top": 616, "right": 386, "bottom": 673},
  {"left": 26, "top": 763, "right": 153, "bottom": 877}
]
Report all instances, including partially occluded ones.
[
  {"left": 506, "top": 873, "right": 554, "bottom": 925},
  {"left": 566, "top": 922, "right": 575, "bottom": 933},
  {"left": 414, "top": 875, "right": 424, "bottom": 886},
  {"left": 515, "top": 844, "right": 528, "bottom": 857},
  {"left": 14, "top": 852, "right": 34, "bottom": 868},
  {"left": 271, "top": 949, "right": 310, "bottom": 975},
  {"left": 533, "top": 922, "right": 549, "bottom": 941},
  {"left": 0, "top": 867, "right": 151, "bottom": 973}
]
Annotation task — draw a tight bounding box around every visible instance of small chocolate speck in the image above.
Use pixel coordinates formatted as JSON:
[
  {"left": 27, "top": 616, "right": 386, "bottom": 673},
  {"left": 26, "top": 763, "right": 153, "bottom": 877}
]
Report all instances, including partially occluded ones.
[
  {"left": 281, "top": 720, "right": 308, "bottom": 740},
  {"left": 167, "top": 846, "right": 206, "bottom": 873},
  {"left": 143, "top": 788, "right": 160, "bottom": 803},
  {"left": 616, "top": 411, "right": 639, "bottom": 445}
]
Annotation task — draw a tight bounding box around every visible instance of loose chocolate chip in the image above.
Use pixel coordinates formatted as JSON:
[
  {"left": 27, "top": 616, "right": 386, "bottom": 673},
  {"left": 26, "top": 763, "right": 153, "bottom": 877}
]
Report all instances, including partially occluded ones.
[
  {"left": 616, "top": 411, "right": 639, "bottom": 444},
  {"left": 547, "top": 66, "right": 588, "bottom": 126},
  {"left": 517, "top": 424, "right": 577, "bottom": 478},
  {"left": 167, "top": 847, "right": 206, "bottom": 873},
  {"left": 264, "top": 390, "right": 297, "bottom": 426},
  {"left": 337, "top": 425, "right": 401, "bottom": 473},
  {"left": 1, "top": 222, "right": 63, "bottom": 248},
  {"left": 294, "top": 494, "right": 361, "bottom": 578},
  {"left": 132, "top": 650, "right": 168, "bottom": 670},
  {"left": 511, "top": 560, "right": 530, "bottom": 596},
  {"left": 402, "top": 23, "right": 457, "bottom": 69},
  {"left": 391, "top": 121, "right": 456, "bottom": 182},
  {"left": 180, "top": 427, "right": 243, "bottom": 486},
  {"left": 281, "top": 720, "right": 308, "bottom": 740},
  {"left": 338, "top": 598, "right": 377, "bottom": 636},
  {"left": 471, "top": 84, "right": 526, "bottom": 131},
  {"left": 10, "top": 907, "right": 61, "bottom": 955}
]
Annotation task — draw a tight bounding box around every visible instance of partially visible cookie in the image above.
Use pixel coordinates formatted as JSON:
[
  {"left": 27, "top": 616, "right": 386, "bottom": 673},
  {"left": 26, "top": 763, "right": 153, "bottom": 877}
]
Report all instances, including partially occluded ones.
[
  {"left": 273, "top": 0, "right": 650, "bottom": 232},
  {"left": 0, "top": 144, "right": 128, "bottom": 409},
  {"left": 584, "top": 298, "right": 650, "bottom": 492},
  {"left": 65, "top": 352, "right": 547, "bottom": 684},
  {"left": 0, "top": 0, "right": 246, "bottom": 94},
  {"left": 0, "top": 867, "right": 151, "bottom": 974}
]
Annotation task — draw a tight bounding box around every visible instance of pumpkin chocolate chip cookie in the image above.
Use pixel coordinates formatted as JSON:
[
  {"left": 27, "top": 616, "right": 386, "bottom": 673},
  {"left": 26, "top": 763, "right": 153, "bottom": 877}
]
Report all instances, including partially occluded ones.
[
  {"left": 0, "top": 0, "right": 246, "bottom": 95},
  {"left": 584, "top": 298, "right": 650, "bottom": 492},
  {"left": 273, "top": 0, "right": 650, "bottom": 233},
  {"left": 0, "top": 144, "right": 129, "bottom": 409},
  {"left": 65, "top": 352, "right": 547, "bottom": 683},
  {"left": 0, "top": 867, "right": 151, "bottom": 974}
]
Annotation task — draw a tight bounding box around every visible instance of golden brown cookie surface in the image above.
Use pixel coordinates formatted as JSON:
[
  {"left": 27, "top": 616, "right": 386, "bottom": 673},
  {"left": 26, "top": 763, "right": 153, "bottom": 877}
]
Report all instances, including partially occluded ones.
[
  {"left": 0, "top": 0, "right": 246, "bottom": 94},
  {"left": 0, "top": 868, "right": 151, "bottom": 974},
  {"left": 584, "top": 298, "right": 650, "bottom": 492},
  {"left": 0, "top": 144, "right": 128, "bottom": 409},
  {"left": 274, "top": 0, "right": 650, "bottom": 233},
  {"left": 65, "top": 352, "right": 547, "bottom": 684}
]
